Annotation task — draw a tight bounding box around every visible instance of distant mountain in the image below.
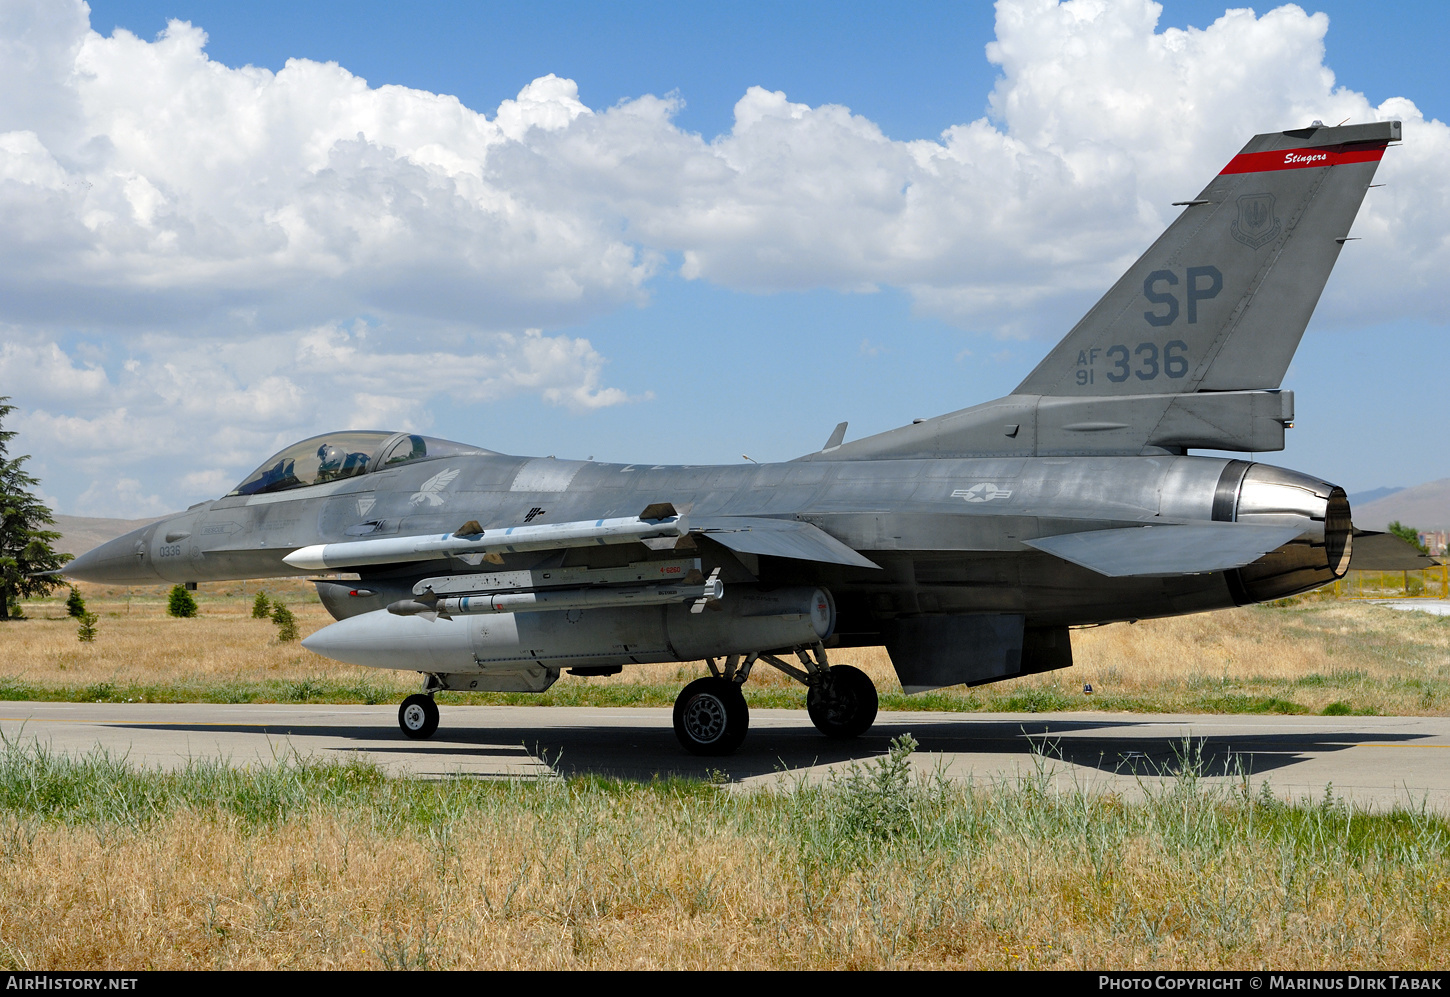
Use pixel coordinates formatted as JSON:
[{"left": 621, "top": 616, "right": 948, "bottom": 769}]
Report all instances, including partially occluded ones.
[
  {"left": 49, "top": 514, "right": 167, "bottom": 557},
  {"left": 1352, "top": 479, "right": 1450, "bottom": 532},
  {"left": 1346, "top": 486, "right": 1404, "bottom": 507}
]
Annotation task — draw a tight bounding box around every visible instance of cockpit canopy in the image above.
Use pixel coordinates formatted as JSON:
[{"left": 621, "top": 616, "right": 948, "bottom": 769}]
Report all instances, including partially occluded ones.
[{"left": 228, "top": 431, "right": 494, "bottom": 497}]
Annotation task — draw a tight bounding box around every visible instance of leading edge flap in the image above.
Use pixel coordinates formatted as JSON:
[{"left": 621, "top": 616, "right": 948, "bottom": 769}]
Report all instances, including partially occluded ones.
[
  {"left": 691, "top": 517, "right": 881, "bottom": 569},
  {"left": 1024, "top": 523, "right": 1304, "bottom": 577}
]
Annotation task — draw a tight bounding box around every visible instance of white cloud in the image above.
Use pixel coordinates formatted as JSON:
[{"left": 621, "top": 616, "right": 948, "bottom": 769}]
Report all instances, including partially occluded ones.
[
  {"left": 0, "top": 0, "right": 1445, "bottom": 513},
  {"left": 0, "top": 339, "right": 109, "bottom": 401},
  {"left": 2, "top": 0, "right": 1441, "bottom": 340}
]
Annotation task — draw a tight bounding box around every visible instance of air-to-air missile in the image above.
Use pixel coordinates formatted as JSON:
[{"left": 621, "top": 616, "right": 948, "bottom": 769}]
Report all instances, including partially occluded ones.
[{"left": 63, "top": 121, "right": 1399, "bottom": 755}]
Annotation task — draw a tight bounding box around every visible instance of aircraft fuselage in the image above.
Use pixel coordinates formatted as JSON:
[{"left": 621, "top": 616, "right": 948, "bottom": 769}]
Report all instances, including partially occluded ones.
[{"left": 68, "top": 449, "right": 1347, "bottom": 642}]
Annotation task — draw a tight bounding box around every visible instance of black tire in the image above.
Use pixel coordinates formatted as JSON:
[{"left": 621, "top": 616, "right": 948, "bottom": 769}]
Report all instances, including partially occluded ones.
[
  {"left": 673, "top": 677, "right": 749, "bottom": 756},
  {"left": 399, "top": 693, "right": 440, "bottom": 739},
  {"left": 806, "top": 665, "right": 878, "bottom": 739}
]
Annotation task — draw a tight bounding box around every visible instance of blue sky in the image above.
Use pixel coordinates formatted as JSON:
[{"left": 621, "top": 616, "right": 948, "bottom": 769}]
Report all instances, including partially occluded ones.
[
  {"left": 4, "top": 0, "right": 1447, "bottom": 515},
  {"left": 85, "top": 1, "right": 1448, "bottom": 137}
]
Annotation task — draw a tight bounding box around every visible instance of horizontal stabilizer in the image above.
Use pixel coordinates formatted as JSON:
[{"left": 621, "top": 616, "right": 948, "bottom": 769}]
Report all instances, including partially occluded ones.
[
  {"left": 692, "top": 517, "right": 880, "bottom": 569},
  {"left": 1024, "top": 523, "right": 1303, "bottom": 577},
  {"left": 1347, "top": 532, "right": 1439, "bottom": 572}
]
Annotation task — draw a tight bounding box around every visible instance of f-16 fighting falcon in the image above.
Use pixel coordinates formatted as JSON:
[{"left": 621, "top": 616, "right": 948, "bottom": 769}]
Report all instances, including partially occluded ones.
[{"left": 63, "top": 121, "right": 1398, "bottom": 755}]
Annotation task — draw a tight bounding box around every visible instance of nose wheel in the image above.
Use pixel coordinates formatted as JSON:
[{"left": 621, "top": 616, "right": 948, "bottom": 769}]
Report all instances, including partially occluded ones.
[
  {"left": 398, "top": 693, "right": 440, "bottom": 739},
  {"left": 673, "top": 677, "right": 749, "bottom": 756}
]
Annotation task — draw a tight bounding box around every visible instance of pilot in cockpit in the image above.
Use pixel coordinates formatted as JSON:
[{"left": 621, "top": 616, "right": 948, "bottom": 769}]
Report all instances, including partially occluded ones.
[{"left": 315, "top": 442, "right": 370, "bottom": 483}]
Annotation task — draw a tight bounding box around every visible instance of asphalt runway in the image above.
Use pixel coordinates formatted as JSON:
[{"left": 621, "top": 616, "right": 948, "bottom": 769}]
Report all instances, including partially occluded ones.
[{"left": 2, "top": 702, "right": 1447, "bottom": 810}]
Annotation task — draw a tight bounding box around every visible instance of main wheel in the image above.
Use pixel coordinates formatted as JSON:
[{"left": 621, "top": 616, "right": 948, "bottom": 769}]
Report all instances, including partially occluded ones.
[
  {"left": 807, "top": 665, "right": 878, "bottom": 739},
  {"left": 673, "top": 677, "right": 749, "bottom": 756},
  {"left": 398, "top": 694, "right": 440, "bottom": 740}
]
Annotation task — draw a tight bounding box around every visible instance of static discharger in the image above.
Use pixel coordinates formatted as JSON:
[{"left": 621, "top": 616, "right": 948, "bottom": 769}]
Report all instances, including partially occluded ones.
[{"left": 284, "top": 503, "right": 686, "bottom": 571}]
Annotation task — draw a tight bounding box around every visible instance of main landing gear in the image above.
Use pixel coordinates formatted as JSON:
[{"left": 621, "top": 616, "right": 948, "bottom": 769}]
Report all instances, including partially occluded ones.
[
  {"left": 673, "top": 676, "right": 749, "bottom": 756},
  {"left": 671, "top": 644, "right": 880, "bottom": 756}
]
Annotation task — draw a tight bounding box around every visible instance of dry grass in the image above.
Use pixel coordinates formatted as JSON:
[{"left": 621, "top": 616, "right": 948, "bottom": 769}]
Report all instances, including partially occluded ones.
[
  {"left": 0, "top": 739, "right": 1444, "bottom": 970},
  {"left": 0, "top": 579, "right": 414, "bottom": 703},
  {"left": 5, "top": 580, "right": 1449, "bottom": 715}
]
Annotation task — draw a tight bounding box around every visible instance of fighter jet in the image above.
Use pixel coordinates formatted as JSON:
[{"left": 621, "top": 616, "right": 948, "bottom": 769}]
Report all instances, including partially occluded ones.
[{"left": 64, "top": 121, "right": 1397, "bottom": 755}]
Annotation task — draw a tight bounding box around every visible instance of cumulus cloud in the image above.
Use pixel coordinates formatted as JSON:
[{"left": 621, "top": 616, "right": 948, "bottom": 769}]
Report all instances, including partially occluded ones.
[
  {"left": 3, "top": 0, "right": 1442, "bottom": 334},
  {"left": 0, "top": 0, "right": 1445, "bottom": 513}
]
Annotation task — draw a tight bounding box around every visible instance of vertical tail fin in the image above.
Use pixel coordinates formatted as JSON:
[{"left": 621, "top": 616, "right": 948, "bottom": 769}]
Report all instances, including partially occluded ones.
[
  {"left": 1015, "top": 120, "right": 1399, "bottom": 398},
  {"left": 804, "top": 121, "right": 1400, "bottom": 461}
]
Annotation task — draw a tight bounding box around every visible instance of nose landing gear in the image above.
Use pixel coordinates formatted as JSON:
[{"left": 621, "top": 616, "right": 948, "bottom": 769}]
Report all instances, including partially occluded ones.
[
  {"left": 398, "top": 674, "right": 445, "bottom": 739},
  {"left": 398, "top": 693, "right": 440, "bottom": 739}
]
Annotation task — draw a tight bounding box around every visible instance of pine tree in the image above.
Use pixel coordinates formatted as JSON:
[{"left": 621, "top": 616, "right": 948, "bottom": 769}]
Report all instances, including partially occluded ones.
[
  {"left": 271, "top": 602, "right": 299, "bottom": 642},
  {"left": 77, "top": 611, "right": 98, "bottom": 643},
  {"left": 0, "top": 397, "right": 70, "bottom": 620},
  {"left": 251, "top": 591, "right": 271, "bottom": 619},
  {"left": 66, "top": 586, "right": 86, "bottom": 618},
  {"left": 167, "top": 584, "right": 198, "bottom": 618}
]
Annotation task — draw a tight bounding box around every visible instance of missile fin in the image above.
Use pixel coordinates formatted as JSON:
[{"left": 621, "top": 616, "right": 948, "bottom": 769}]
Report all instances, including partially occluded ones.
[{"left": 638, "top": 502, "right": 678, "bottom": 521}]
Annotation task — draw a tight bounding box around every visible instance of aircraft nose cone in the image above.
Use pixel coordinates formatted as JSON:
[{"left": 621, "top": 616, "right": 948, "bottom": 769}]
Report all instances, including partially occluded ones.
[{"left": 64, "top": 530, "right": 161, "bottom": 584}]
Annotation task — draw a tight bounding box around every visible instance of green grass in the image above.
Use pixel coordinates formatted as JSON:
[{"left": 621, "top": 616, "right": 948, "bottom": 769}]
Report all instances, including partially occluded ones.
[
  {"left": 0, "top": 674, "right": 1418, "bottom": 716},
  {"left": 1, "top": 731, "right": 1444, "bottom": 866}
]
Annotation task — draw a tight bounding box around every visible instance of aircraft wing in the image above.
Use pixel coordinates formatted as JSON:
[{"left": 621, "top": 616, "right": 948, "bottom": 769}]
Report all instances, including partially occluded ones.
[
  {"left": 1023, "top": 523, "right": 1303, "bottom": 578},
  {"left": 691, "top": 517, "right": 881, "bottom": 569}
]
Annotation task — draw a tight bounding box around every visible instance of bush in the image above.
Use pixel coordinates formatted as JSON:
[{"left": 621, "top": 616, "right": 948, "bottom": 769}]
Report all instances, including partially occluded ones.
[
  {"left": 271, "top": 603, "right": 299, "bottom": 643},
  {"left": 251, "top": 591, "right": 271, "bottom": 619},
  {"left": 167, "top": 585, "right": 198, "bottom": 618},
  {"left": 65, "top": 586, "right": 86, "bottom": 618},
  {"left": 76, "top": 611, "right": 98, "bottom": 643}
]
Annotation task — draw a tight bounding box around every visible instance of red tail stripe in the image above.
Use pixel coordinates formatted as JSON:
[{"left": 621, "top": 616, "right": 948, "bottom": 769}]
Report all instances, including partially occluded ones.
[{"left": 1220, "top": 141, "right": 1388, "bottom": 175}]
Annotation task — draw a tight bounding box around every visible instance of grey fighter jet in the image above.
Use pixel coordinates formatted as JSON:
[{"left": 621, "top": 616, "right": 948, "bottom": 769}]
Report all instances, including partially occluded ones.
[{"left": 65, "top": 121, "right": 1397, "bottom": 755}]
